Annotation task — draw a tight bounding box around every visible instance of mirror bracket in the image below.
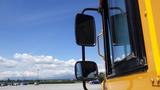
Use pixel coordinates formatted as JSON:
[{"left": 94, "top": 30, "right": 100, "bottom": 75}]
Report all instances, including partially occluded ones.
[
  {"left": 76, "top": 7, "right": 101, "bottom": 90},
  {"left": 81, "top": 8, "right": 102, "bottom": 14}
]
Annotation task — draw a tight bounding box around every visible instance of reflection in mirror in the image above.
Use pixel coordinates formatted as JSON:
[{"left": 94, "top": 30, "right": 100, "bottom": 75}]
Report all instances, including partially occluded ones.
[
  {"left": 76, "top": 63, "right": 83, "bottom": 80},
  {"left": 75, "top": 61, "right": 98, "bottom": 81}
]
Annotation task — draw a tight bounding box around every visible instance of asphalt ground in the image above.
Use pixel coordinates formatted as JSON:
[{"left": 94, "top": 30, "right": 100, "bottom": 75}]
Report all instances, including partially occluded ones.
[{"left": 0, "top": 83, "right": 101, "bottom": 90}]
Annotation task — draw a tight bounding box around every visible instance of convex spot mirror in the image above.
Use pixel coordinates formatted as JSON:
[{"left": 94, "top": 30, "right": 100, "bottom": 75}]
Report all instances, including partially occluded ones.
[
  {"left": 75, "top": 61, "right": 98, "bottom": 81},
  {"left": 75, "top": 14, "right": 96, "bottom": 47}
]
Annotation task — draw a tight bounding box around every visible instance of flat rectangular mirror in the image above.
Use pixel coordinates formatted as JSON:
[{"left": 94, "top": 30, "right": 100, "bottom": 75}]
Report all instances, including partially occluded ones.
[{"left": 75, "top": 14, "right": 96, "bottom": 47}]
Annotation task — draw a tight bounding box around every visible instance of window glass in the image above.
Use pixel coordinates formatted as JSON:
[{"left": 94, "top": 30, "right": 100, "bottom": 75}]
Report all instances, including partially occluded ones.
[{"left": 108, "top": 0, "right": 132, "bottom": 63}]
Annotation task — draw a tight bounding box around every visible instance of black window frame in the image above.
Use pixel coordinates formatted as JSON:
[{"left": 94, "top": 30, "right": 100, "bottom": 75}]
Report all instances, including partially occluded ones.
[{"left": 106, "top": 0, "right": 148, "bottom": 78}]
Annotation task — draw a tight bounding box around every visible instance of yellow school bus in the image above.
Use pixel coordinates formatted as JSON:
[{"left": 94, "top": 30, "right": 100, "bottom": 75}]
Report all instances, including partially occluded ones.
[{"left": 74, "top": 0, "right": 160, "bottom": 90}]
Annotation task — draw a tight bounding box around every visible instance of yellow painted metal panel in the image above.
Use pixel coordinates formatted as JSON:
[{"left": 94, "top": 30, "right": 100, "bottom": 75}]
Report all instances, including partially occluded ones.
[
  {"left": 150, "top": 0, "right": 160, "bottom": 52},
  {"left": 145, "top": 0, "right": 160, "bottom": 76},
  {"left": 104, "top": 0, "right": 160, "bottom": 90},
  {"left": 138, "top": 0, "right": 155, "bottom": 74},
  {"left": 105, "top": 73, "right": 160, "bottom": 90}
]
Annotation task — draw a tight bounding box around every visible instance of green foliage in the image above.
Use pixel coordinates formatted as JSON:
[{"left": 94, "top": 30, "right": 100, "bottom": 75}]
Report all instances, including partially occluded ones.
[{"left": 97, "top": 72, "right": 105, "bottom": 83}]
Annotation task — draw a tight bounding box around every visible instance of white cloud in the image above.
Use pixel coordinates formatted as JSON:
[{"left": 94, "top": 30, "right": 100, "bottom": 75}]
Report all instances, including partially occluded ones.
[
  {"left": 14, "top": 53, "right": 53, "bottom": 64},
  {"left": 0, "top": 53, "right": 77, "bottom": 80},
  {"left": 0, "top": 71, "right": 21, "bottom": 80},
  {"left": 0, "top": 53, "right": 104, "bottom": 80},
  {"left": 0, "top": 57, "right": 18, "bottom": 68},
  {"left": 23, "top": 71, "right": 37, "bottom": 77},
  {"left": 97, "top": 63, "right": 105, "bottom": 73},
  {"left": 0, "top": 71, "right": 37, "bottom": 80}
]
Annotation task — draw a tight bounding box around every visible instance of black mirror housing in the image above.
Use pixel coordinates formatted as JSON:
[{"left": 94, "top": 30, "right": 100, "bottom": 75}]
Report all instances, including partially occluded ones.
[
  {"left": 75, "top": 61, "right": 98, "bottom": 81},
  {"left": 75, "top": 14, "right": 96, "bottom": 47}
]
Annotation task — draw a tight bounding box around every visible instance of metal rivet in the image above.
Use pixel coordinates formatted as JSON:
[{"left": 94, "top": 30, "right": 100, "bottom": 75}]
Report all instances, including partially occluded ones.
[
  {"left": 156, "top": 78, "right": 160, "bottom": 85},
  {"left": 144, "top": 11, "right": 147, "bottom": 17},
  {"left": 151, "top": 78, "right": 154, "bottom": 85}
]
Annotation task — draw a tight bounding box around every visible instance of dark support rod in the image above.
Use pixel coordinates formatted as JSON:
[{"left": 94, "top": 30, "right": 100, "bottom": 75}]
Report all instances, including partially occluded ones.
[
  {"left": 82, "top": 46, "right": 88, "bottom": 90},
  {"left": 80, "top": 8, "right": 100, "bottom": 90},
  {"left": 82, "top": 46, "right": 85, "bottom": 62}
]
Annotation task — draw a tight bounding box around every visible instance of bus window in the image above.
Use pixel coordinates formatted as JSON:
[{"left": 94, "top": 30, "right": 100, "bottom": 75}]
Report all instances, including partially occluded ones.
[{"left": 107, "top": 0, "right": 147, "bottom": 76}]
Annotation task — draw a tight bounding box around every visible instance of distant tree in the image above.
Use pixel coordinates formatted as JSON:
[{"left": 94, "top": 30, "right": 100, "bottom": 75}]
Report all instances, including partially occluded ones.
[
  {"left": 17, "top": 79, "right": 20, "bottom": 82},
  {"left": 7, "top": 78, "right": 11, "bottom": 82},
  {"left": 98, "top": 72, "right": 105, "bottom": 83}
]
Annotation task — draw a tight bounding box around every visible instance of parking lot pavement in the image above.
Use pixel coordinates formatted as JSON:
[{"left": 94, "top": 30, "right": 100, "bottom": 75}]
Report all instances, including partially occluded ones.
[{"left": 0, "top": 83, "right": 101, "bottom": 90}]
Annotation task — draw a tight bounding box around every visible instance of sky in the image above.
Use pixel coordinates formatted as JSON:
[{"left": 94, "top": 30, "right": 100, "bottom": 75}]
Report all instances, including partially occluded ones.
[{"left": 0, "top": 0, "right": 104, "bottom": 80}]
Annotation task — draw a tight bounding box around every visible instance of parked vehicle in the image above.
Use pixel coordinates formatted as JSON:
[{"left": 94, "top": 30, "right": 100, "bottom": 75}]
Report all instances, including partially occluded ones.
[{"left": 88, "top": 80, "right": 100, "bottom": 84}]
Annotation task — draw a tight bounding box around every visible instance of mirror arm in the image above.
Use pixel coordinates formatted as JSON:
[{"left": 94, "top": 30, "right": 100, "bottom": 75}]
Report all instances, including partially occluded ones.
[
  {"left": 82, "top": 46, "right": 88, "bottom": 90},
  {"left": 82, "top": 46, "right": 86, "bottom": 62},
  {"left": 80, "top": 8, "right": 102, "bottom": 90},
  {"left": 83, "top": 81, "right": 88, "bottom": 90},
  {"left": 81, "top": 8, "right": 102, "bottom": 14}
]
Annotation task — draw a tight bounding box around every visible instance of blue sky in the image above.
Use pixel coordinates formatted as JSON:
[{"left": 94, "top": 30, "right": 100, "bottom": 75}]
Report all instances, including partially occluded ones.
[
  {"left": 0, "top": 0, "right": 104, "bottom": 80},
  {"left": 0, "top": 0, "right": 101, "bottom": 60}
]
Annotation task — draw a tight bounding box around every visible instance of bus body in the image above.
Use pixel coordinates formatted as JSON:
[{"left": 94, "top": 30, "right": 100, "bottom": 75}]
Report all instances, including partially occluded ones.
[
  {"left": 75, "top": 0, "right": 160, "bottom": 90},
  {"left": 101, "top": 0, "right": 160, "bottom": 90}
]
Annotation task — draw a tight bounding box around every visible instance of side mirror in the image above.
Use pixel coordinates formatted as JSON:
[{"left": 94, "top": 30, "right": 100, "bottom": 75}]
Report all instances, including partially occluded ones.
[
  {"left": 75, "top": 14, "right": 96, "bottom": 47},
  {"left": 75, "top": 61, "right": 98, "bottom": 81}
]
